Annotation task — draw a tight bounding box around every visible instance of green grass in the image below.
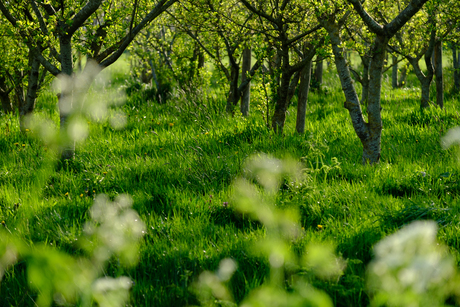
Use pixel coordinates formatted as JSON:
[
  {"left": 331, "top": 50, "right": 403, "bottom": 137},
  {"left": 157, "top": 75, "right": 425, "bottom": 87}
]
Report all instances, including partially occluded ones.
[{"left": 1, "top": 65, "right": 460, "bottom": 306}]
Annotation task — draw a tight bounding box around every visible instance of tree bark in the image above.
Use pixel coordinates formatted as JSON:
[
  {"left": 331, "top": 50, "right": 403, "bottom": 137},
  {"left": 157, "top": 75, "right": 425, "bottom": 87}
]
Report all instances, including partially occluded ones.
[
  {"left": 19, "top": 52, "right": 41, "bottom": 131},
  {"left": 363, "top": 36, "right": 387, "bottom": 164},
  {"left": 322, "top": 16, "right": 386, "bottom": 164},
  {"left": 321, "top": 18, "right": 368, "bottom": 157},
  {"left": 434, "top": 40, "right": 443, "bottom": 108},
  {"left": 240, "top": 47, "right": 251, "bottom": 116},
  {"left": 0, "top": 77, "right": 13, "bottom": 114},
  {"left": 225, "top": 64, "right": 240, "bottom": 114},
  {"left": 271, "top": 68, "right": 293, "bottom": 133},
  {"left": 314, "top": 57, "right": 323, "bottom": 86},
  {"left": 296, "top": 59, "right": 312, "bottom": 134},
  {"left": 392, "top": 54, "right": 398, "bottom": 89},
  {"left": 453, "top": 46, "right": 460, "bottom": 93},
  {"left": 398, "top": 65, "right": 407, "bottom": 87},
  {"left": 361, "top": 56, "right": 370, "bottom": 105},
  {"left": 408, "top": 57, "right": 433, "bottom": 108},
  {"left": 59, "top": 35, "right": 76, "bottom": 160},
  {"left": 286, "top": 71, "right": 300, "bottom": 105}
]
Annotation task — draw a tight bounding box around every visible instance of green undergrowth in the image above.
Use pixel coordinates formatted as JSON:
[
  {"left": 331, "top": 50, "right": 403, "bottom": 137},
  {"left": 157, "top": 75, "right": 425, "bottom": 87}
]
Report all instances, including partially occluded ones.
[{"left": 1, "top": 70, "right": 460, "bottom": 307}]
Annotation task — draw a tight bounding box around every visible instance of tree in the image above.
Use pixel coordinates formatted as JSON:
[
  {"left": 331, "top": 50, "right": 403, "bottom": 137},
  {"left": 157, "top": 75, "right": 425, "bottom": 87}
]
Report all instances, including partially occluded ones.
[
  {"left": 171, "top": 0, "right": 262, "bottom": 115},
  {"left": 318, "top": 0, "right": 430, "bottom": 164},
  {"left": 0, "top": 0, "right": 178, "bottom": 158},
  {"left": 239, "top": 0, "right": 323, "bottom": 133},
  {"left": 0, "top": 13, "right": 48, "bottom": 122},
  {"left": 389, "top": 0, "right": 460, "bottom": 109}
]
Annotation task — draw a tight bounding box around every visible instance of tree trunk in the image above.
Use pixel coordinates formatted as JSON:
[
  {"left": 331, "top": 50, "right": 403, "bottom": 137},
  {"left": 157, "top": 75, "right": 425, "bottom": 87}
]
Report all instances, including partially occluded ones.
[
  {"left": 226, "top": 64, "right": 240, "bottom": 114},
  {"left": 322, "top": 18, "right": 382, "bottom": 164},
  {"left": 361, "top": 56, "right": 370, "bottom": 105},
  {"left": 0, "top": 77, "right": 13, "bottom": 114},
  {"left": 12, "top": 71, "right": 25, "bottom": 117},
  {"left": 398, "top": 65, "right": 407, "bottom": 87},
  {"left": 59, "top": 36, "right": 75, "bottom": 160},
  {"left": 296, "top": 59, "right": 312, "bottom": 134},
  {"left": 268, "top": 49, "right": 282, "bottom": 93},
  {"left": 434, "top": 40, "right": 443, "bottom": 108},
  {"left": 392, "top": 54, "right": 398, "bottom": 89},
  {"left": 453, "top": 46, "right": 460, "bottom": 93},
  {"left": 19, "top": 52, "right": 41, "bottom": 131},
  {"left": 362, "top": 36, "right": 387, "bottom": 164},
  {"left": 409, "top": 57, "right": 432, "bottom": 109},
  {"left": 314, "top": 57, "right": 323, "bottom": 86},
  {"left": 240, "top": 47, "right": 251, "bottom": 116},
  {"left": 271, "top": 70, "right": 293, "bottom": 133},
  {"left": 286, "top": 71, "right": 300, "bottom": 105},
  {"left": 0, "top": 91, "right": 12, "bottom": 114},
  {"left": 406, "top": 31, "right": 435, "bottom": 109}
]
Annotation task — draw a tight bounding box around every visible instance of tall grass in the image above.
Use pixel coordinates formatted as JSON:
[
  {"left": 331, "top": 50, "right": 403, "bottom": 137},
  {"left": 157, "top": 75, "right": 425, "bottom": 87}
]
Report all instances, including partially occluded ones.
[{"left": 1, "top": 63, "right": 460, "bottom": 306}]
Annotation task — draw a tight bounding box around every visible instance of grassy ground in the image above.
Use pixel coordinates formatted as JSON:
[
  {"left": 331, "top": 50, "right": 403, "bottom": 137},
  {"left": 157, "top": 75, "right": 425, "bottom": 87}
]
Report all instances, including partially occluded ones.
[{"left": 1, "top": 63, "right": 460, "bottom": 306}]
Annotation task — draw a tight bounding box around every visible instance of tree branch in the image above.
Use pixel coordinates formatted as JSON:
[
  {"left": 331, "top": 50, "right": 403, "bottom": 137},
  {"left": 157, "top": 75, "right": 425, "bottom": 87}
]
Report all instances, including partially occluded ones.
[
  {"left": 384, "top": 0, "right": 430, "bottom": 37},
  {"left": 99, "top": 0, "right": 178, "bottom": 68},
  {"left": 238, "top": 59, "right": 262, "bottom": 94},
  {"left": 67, "top": 0, "right": 103, "bottom": 37},
  {"left": 239, "top": 0, "right": 279, "bottom": 25},
  {"left": 286, "top": 24, "right": 322, "bottom": 46},
  {"left": 347, "top": 0, "right": 385, "bottom": 35}
]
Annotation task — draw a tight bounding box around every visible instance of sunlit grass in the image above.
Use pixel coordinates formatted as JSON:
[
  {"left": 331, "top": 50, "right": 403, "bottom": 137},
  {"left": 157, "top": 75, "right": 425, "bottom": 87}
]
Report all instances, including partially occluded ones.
[{"left": 1, "top": 65, "right": 460, "bottom": 306}]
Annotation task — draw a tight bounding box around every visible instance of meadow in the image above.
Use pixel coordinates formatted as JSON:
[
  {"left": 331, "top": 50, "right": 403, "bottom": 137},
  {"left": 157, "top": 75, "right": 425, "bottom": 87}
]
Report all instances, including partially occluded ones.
[{"left": 1, "top": 58, "right": 460, "bottom": 306}]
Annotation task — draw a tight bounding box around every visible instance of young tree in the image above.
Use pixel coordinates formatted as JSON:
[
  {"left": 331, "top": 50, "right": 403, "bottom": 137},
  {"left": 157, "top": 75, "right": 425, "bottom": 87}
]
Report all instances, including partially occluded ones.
[
  {"left": 0, "top": 13, "right": 48, "bottom": 121},
  {"left": 239, "top": 0, "right": 323, "bottom": 133},
  {"left": 171, "top": 0, "right": 261, "bottom": 115},
  {"left": 390, "top": 0, "right": 459, "bottom": 109}
]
